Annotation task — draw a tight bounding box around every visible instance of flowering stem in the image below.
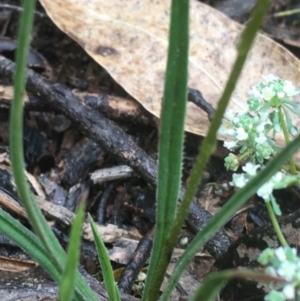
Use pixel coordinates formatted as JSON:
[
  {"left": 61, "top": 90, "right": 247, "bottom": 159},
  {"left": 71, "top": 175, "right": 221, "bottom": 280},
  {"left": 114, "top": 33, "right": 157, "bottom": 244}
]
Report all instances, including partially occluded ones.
[
  {"left": 238, "top": 149, "right": 252, "bottom": 162},
  {"left": 265, "top": 201, "right": 288, "bottom": 247},
  {"left": 278, "top": 108, "right": 296, "bottom": 174}
]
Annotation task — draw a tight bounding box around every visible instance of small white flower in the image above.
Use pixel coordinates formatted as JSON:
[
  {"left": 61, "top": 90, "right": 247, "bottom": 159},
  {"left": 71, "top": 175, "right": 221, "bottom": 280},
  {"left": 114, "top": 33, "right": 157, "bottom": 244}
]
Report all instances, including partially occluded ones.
[
  {"left": 233, "top": 111, "right": 248, "bottom": 126},
  {"left": 242, "top": 162, "right": 260, "bottom": 176},
  {"left": 218, "top": 124, "right": 227, "bottom": 136},
  {"left": 236, "top": 127, "right": 248, "bottom": 140},
  {"left": 224, "top": 140, "right": 238, "bottom": 150},
  {"left": 233, "top": 117, "right": 240, "bottom": 124},
  {"left": 278, "top": 262, "right": 296, "bottom": 281},
  {"left": 249, "top": 86, "right": 261, "bottom": 97},
  {"left": 258, "top": 110, "right": 269, "bottom": 122},
  {"left": 283, "top": 80, "right": 298, "bottom": 96},
  {"left": 224, "top": 109, "right": 235, "bottom": 121},
  {"left": 265, "top": 266, "right": 277, "bottom": 277},
  {"left": 261, "top": 85, "right": 275, "bottom": 100},
  {"left": 277, "top": 91, "right": 285, "bottom": 99},
  {"left": 282, "top": 284, "right": 295, "bottom": 299},
  {"left": 257, "top": 182, "right": 274, "bottom": 200},
  {"left": 218, "top": 121, "right": 236, "bottom": 136},
  {"left": 255, "top": 134, "right": 267, "bottom": 144},
  {"left": 256, "top": 123, "right": 265, "bottom": 133},
  {"left": 227, "top": 129, "right": 236, "bottom": 136},
  {"left": 230, "top": 173, "right": 248, "bottom": 188},
  {"left": 275, "top": 247, "right": 286, "bottom": 262},
  {"left": 263, "top": 74, "right": 279, "bottom": 83},
  {"left": 271, "top": 172, "right": 283, "bottom": 184}
]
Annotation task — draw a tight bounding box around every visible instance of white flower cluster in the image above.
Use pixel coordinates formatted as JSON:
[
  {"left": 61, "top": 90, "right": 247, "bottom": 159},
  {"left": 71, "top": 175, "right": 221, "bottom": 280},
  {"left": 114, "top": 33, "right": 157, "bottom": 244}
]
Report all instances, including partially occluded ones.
[
  {"left": 248, "top": 75, "right": 299, "bottom": 136},
  {"left": 259, "top": 247, "right": 300, "bottom": 301},
  {"left": 250, "top": 74, "right": 299, "bottom": 101},
  {"left": 230, "top": 163, "right": 300, "bottom": 215},
  {"left": 219, "top": 75, "right": 300, "bottom": 171},
  {"left": 219, "top": 109, "right": 275, "bottom": 170}
]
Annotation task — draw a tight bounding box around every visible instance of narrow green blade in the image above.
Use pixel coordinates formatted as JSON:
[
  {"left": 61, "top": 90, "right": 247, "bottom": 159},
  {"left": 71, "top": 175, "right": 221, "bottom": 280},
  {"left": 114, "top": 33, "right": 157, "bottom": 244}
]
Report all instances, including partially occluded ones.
[
  {"left": 89, "top": 214, "right": 121, "bottom": 301},
  {"left": 59, "top": 203, "right": 86, "bottom": 301}
]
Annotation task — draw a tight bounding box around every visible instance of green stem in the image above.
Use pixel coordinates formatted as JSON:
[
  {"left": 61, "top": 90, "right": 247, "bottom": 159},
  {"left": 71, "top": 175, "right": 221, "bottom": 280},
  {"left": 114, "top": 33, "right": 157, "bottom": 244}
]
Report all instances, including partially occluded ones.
[
  {"left": 238, "top": 149, "right": 252, "bottom": 162},
  {"left": 278, "top": 108, "right": 296, "bottom": 174},
  {"left": 265, "top": 201, "right": 288, "bottom": 247}
]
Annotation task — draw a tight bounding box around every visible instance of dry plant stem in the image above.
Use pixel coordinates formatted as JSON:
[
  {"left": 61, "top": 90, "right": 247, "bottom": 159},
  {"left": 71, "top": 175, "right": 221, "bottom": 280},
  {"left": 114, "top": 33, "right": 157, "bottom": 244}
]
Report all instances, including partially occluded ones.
[
  {"left": 0, "top": 55, "right": 231, "bottom": 258},
  {"left": 0, "top": 88, "right": 213, "bottom": 127},
  {"left": 274, "top": 8, "right": 300, "bottom": 17},
  {"left": 118, "top": 228, "right": 154, "bottom": 294},
  {"left": 188, "top": 88, "right": 215, "bottom": 121}
]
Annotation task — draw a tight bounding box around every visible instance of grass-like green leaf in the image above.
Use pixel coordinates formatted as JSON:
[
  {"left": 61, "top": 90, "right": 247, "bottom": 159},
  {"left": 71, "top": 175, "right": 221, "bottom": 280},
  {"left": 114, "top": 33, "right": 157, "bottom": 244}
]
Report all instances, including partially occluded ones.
[
  {"left": 59, "top": 202, "right": 86, "bottom": 301},
  {"left": 0, "top": 206, "right": 94, "bottom": 301},
  {"left": 141, "top": 1, "right": 189, "bottom": 300},
  {"left": 89, "top": 214, "right": 121, "bottom": 301},
  {"left": 10, "top": 0, "right": 66, "bottom": 263},
  {"left": 0, "top": 207, "right": 61, "bottom": 282},
  {"left": 9, "top": 2, "right": 98, "bottom": 300}
]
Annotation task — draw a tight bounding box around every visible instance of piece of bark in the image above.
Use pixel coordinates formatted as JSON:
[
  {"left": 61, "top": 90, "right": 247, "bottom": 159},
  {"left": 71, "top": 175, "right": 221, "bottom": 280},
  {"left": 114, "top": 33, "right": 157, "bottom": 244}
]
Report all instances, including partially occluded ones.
[
  {"left": 118, "top": 228, "right": 154, "bottom": 294},
  {"left": 78, "top": 92, "right": 157, "bottom": 126},
  {"left": 0, "top": 88, "right": 157, "bottom": 126},
  {"left": 91, "top": 165, "right": 135, "bottom": 184},
  {"left": 65, "top": 182, "right": 89, "bottom": 212},
  {"left": 38, "top": 173, "right": 67, "bottom": 207},
  {"left": 96, "top": 182, "right": 115, "bottom": 224},
  {"left": 0, "top": 55, "right": 230, "bottom": 258},
  {"left": 59, "top": 138, "right": 105, "bottom": 187}
]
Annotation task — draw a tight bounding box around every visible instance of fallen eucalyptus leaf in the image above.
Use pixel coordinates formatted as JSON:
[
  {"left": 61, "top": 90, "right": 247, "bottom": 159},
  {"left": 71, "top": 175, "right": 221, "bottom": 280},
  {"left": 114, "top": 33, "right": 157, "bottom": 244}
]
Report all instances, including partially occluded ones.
[{"left": 39, "top": 0, "right": 300, "bottom": 157}]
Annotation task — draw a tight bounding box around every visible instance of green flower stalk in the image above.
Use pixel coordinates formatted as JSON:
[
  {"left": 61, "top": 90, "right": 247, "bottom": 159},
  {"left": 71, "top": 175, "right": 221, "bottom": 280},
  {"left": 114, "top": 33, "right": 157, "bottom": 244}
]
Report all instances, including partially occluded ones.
[{"left": 259, "top": 246, "right": 300, "bottom": 300}]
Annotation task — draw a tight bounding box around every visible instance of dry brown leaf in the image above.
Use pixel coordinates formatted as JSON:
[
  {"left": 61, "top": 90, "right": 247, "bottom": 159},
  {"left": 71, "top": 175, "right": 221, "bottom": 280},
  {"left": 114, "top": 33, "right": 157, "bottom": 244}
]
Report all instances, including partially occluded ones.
[
  {"left": 0, "top": 255, "right": 37, "bottom": 272},
  {"left": 39, "top": 0, "right": 300, "bottom": 158}
]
